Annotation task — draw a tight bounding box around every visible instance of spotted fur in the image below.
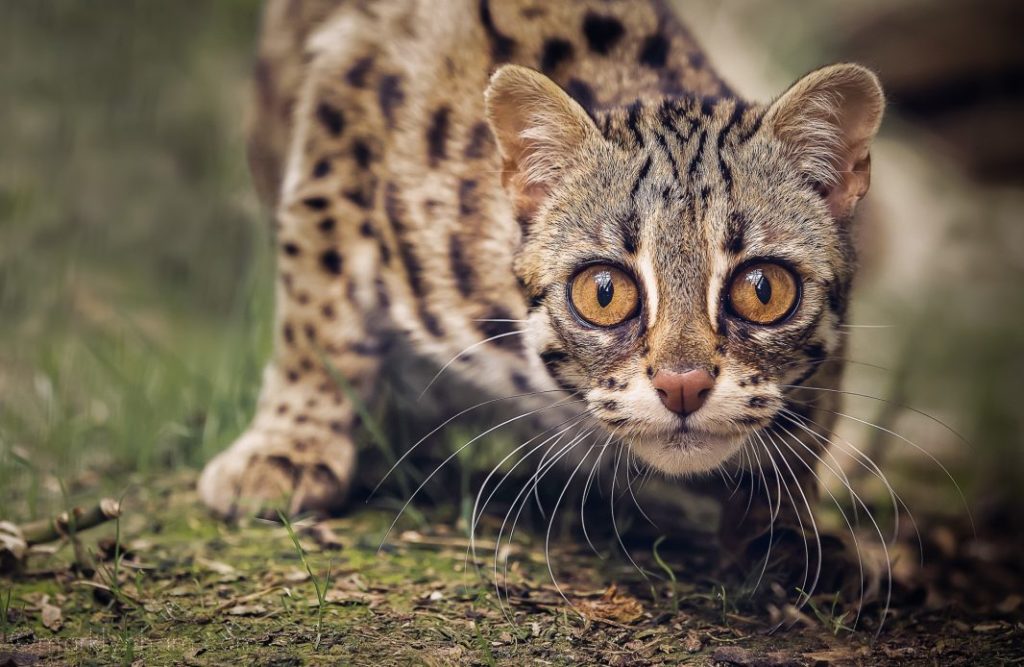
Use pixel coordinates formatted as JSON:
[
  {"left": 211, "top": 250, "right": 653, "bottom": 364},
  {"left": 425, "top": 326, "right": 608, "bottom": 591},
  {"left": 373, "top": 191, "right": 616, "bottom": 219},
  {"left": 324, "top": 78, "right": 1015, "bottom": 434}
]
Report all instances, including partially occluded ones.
[{"left": 199, "top": 0, "right": 884, "bottom": 553}]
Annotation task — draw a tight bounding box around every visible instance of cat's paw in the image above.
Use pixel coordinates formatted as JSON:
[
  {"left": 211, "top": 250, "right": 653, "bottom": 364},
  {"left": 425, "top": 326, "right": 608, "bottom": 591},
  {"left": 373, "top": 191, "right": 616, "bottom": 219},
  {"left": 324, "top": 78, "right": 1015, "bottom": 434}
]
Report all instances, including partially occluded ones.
[{"left": 198, "top": 428, "right": 355, "bottom": 519}]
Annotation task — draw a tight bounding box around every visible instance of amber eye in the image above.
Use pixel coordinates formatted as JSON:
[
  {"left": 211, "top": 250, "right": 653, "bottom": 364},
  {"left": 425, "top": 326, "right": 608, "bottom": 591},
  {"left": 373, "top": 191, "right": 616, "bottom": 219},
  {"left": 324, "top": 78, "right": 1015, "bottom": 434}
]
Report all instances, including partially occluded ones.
[
  {"left": 727, "top": 262, "right": 800, "bottom": 325},
  {"left": 569, "top": 265, "right": 640, "bottom": 327}
]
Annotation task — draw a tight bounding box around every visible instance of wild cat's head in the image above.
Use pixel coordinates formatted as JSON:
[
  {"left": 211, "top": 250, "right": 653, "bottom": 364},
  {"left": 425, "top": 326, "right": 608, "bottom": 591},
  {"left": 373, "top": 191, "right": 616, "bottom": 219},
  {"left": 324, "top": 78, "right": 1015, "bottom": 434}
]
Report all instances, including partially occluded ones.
[{"left": 485, "top": 64, "right": 884, "bottom": 475}]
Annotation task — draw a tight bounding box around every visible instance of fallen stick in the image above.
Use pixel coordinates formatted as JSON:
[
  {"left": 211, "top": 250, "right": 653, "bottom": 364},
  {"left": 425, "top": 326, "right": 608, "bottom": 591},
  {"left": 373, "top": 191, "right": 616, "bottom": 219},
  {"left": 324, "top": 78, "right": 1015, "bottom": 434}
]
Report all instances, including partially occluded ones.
[{"left": 20, "top": 498, "right": 121, "bottom": 546}]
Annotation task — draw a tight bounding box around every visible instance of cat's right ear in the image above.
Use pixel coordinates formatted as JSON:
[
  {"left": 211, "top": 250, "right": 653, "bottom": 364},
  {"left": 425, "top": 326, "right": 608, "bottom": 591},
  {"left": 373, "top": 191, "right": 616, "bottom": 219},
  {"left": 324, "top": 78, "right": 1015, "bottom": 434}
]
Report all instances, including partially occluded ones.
[
  {"left": 764, "top": 64, "right": 885, "bottom": 221},
  {"left": 485, "top": 65, "right": 599, "bottom": 226}
]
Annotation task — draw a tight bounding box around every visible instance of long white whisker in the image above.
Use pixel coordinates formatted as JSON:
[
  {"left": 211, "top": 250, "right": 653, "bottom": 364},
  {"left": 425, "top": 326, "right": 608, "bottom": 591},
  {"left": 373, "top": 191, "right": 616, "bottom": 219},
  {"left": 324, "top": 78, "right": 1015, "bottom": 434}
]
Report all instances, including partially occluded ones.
[
  {"left": 545, "top": 434, "right": 599, "bottom": 611},
  {"left": 468, "top": 410, "right": 595, "bottom": 576},
  {"left": 762, "top": 429, "right": 821, "bottom": 613},
  {"left": 611, "top": 439, "right": 650, "bottom": 580},
  {"left": 772, "top": 421, "right": 870, "bottom": 628},
  {"left": 751, "top": 433, "right": 782, "bottom": 594},
  {"left": 580, "top": 431, "right": 615, "bottom": 557},
  {"left": 379, "top": 397, "right": 586, "bottom": 549},
  {"left": 806, "top": 402, "right": 975, "bottom": 535},
  {"left": 371, "top": 388, "right": 571, "bottom": 496},
  {"left": 497, "top": 427, "right": 593, "bottom": 621},
  {"left": 419, "top": 330, "right": 527, "bottom": 399}
]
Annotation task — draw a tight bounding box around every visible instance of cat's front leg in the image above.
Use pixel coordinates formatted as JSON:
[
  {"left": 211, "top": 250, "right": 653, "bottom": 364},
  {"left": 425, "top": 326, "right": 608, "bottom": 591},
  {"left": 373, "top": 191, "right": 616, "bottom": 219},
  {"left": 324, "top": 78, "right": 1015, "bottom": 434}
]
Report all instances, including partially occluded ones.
[{"left": 199, "top": 100, "right": 391, "bottom": 517}]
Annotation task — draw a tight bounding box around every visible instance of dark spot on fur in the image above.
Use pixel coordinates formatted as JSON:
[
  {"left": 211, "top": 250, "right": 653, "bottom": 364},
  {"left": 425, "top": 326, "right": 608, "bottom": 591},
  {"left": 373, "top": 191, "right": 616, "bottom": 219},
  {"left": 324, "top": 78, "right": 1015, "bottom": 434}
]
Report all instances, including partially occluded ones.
[
  {"left": 321, "top": 249, "right": 343, "bottom": 275},
  {"left": 449, "top": 235, "right": 475, "bottom": 297},
  {"left": 312, "top": 158, "right": 331, "bottom": 178},
  {"left": 321, "top": 303, "right": 335, "bottom": 320},
  {"left": 582, "top": 12, "right": 625, "bottom": 55},
  {"left": 804, "top": 343, "right": 826, "bottom": 363},
  {"left": 725, "top": 212, "right": 747, "bottom": 254},
  {"left": 377, "top": 74, "right": 404, "bottom": 127},
  {"left": 343, "top": 176, "right": 377, "bottom": 209},
  {"left": 540, "top": 38, "right": 574, "bottom": 74},
  {"left": 295, "top": 414, "right": 309, "bottom": 424},
  {"left": 602, "top": 400, "right": 620, "bottom": 412},
  {"left": 282, "top": 242, "right": 300, "bottom": 257},
  {"left": 540, "top": 349, "right": 569, "bottom": 367},
  {"left": 620, "top": 211, "right": 640, "bottom": 254},
  {"left": 464, "top": 121, "right": 494, "bottom": 159},
  {"left": 512, "top": 371, "right": 532, "bottom": 392},
  {"left": 352, "top": 139, "right": 373, "bottom": 169},
  {"left": 359, "top": 220, "right": 374, "bottom": 237},
  {"left": 315, "top": 103, "right": 345, "bottom": 136},
  {"left": 345, "top": 56, "right": 374, "bottom": 88},
  {"left": 283, "top": 323, "right": 295, "bottom": 345},
  {"left": 286, "top": 370, "right": 299, "bottom": 383},
  {"left": 479, "top": 0, "right": 517, "bottom": 61},
  {"left": 565, "top": 78, "right": 596, "bottom": 115},
  {"left": 303, "top": 197, "right": 329, "bottom": 212},
  {"left": 329, "top": 421, "right": 345, "bottom": 434},
  {"left": 458, "top": 179, "right": 479, "bottom": 217},
  {"left": 748, "top": 396, "right": 769, "bottom": 408},
  {"left": 427, "top": 106, "right": 451, "bottom": 167},
  {"left": 276, "top": 403, "right": 288, "bottom": 415},
  {"left": 639, "top": 33, "right": 670, "bottom": 68}
]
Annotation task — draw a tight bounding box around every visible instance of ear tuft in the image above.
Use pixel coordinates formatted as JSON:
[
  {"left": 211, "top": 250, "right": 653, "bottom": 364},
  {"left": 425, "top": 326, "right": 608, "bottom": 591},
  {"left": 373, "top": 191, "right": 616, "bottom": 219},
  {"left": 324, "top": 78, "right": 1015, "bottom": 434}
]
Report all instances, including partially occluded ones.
[
  {"left": 765, "top": 64, "right": 885, "bottom": 219},
  {"left": 485, "top": 65, "right": 598, "bottom": 223}
]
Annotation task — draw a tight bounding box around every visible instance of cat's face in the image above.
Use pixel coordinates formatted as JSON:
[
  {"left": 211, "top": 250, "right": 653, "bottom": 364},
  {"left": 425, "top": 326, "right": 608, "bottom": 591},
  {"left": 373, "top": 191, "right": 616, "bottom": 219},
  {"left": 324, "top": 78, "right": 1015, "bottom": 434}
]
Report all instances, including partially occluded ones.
[{"left": 487, "top": 64, "right": 883, "bottom": 476}]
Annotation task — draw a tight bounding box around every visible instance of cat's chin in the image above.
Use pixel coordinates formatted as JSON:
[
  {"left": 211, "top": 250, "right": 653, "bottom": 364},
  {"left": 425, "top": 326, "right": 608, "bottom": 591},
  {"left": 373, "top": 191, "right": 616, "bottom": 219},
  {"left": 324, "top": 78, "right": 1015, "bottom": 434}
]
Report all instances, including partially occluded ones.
[{"left": 628, "top": 430, "right": 744, "bottom": 476}]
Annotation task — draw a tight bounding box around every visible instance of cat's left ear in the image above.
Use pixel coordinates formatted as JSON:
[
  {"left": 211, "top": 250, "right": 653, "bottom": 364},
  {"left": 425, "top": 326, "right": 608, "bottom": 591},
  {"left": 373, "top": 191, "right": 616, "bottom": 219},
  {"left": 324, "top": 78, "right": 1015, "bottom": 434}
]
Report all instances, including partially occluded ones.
[
  {"left": 764, "top": 64, "right": 885, "bottom": 220},
  {"left": 485, "top": 65, "right": 600, "bottom": 226}
]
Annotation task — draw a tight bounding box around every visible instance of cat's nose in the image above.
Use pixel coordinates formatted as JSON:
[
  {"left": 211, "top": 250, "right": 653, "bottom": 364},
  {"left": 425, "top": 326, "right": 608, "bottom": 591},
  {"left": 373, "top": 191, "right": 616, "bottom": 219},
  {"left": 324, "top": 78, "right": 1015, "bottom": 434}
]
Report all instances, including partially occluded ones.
[{"left": 652, "top": 369, "right": 715, "bottom": 416}]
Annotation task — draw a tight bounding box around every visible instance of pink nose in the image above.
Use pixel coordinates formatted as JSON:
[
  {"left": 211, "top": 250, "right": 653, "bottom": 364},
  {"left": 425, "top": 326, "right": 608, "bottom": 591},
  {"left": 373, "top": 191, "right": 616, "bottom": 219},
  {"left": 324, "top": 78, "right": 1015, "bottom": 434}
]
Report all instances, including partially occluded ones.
[{"left": 652, "top": 369, "right": 715, "bottom": 416}]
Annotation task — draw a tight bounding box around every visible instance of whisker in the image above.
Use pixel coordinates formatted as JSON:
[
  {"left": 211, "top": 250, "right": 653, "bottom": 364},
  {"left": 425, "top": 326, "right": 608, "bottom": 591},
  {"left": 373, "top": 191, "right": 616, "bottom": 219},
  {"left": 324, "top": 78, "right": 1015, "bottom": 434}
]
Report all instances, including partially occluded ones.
[
  {"left": 772, "top": 421, "right": 872, "bottom": 628},
  {"left": 781, "top": 408, "right": 922, "bottom": 557},
  {"left": 580, "top": 432, "right": 615, "bottom": 557},
  {"left": 780, "top": 384, "right": 974, "bottom": 455},
  {"left": 761, "top": 429, "right": 821, "bottom": 613},
  {"left": 370, "top": 388, "right": 572, "bottom": 497},
  {"left": 750, "top": 434, "right": 782, "bottom": 595},
  {"left": 419, "top": 330, "right": 527, "bottom": 399},
  {"left": 545, "top": 433, "right": 601, "bottom": 611},
  {"left": 378, "top": 397, "right": 587, "bottom": 549},
  {"left": 624, "top": 440, "right": 657, "bottom": 528},
  {"left": 797, "top": 400, "right": 976, "bottom": 535},
  {"left": 496, "top": 426, "right": 594, "bottom": 621},
  {"left": 610, "top": 439, "right": 652, "bottom": 580},
  {"left": 468, "top": 410, "right": 596, "bottom": 575}
]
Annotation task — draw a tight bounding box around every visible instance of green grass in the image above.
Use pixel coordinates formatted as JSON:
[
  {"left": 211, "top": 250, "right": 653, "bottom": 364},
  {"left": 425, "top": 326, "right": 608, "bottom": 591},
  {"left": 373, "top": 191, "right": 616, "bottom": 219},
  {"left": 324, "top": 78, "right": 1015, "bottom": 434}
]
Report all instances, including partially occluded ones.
[
  {"left": 0, "top": 2, "right": 269, "bottom": 519},
  {"left": 278, "top": 510, "right": 334, "bottom": 650}
]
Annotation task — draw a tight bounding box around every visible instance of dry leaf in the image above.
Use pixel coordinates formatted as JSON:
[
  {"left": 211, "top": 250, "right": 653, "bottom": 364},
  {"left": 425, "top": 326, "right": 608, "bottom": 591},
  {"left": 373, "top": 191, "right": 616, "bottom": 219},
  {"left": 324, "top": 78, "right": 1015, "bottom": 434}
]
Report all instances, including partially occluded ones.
[
  {"left": 40, "top": 600, "right": 63, "bottom": 632},
  {"left": 196, "top": 557, "right": 237, "bottom": 575},
  {"left": 573, "top": 586, "right": 644, "bottom": 625},
  {"left": 226, "top": 604, "right": 267, "bottom": 617}
]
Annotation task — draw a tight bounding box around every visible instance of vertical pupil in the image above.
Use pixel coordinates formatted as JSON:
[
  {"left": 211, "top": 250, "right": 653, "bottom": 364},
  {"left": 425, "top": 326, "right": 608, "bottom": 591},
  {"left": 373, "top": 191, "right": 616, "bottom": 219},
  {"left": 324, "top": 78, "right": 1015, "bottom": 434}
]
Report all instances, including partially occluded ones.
[
  {"left": 595, "top": 271, "right": 614, "bottom": 308},
  {"left": 752, "top": 269, "right": 772, "bottom": 304}
]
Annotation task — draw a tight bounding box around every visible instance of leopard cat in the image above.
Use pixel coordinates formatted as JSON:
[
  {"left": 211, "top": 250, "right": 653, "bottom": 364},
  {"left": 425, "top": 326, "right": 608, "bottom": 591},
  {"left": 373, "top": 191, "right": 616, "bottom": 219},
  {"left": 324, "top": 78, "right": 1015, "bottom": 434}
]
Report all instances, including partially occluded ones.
[{"left": 198, "top": 0, "right": 884, "bottom": 567}]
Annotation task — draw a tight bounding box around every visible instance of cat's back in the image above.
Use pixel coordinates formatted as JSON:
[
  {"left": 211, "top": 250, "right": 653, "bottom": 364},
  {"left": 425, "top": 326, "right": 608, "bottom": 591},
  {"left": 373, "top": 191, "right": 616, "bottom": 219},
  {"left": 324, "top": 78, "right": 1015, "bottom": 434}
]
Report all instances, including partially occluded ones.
[{"left": 248, "top": 0, "right": 732, "bottom": 205}]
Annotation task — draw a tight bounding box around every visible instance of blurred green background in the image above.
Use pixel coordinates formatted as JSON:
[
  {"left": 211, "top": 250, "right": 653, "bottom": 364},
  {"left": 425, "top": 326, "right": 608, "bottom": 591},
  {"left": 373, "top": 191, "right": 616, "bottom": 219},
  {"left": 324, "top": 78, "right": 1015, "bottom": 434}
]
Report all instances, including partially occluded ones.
[{"left": 1, "top": 0, "right": 1021, "bottom": 526}]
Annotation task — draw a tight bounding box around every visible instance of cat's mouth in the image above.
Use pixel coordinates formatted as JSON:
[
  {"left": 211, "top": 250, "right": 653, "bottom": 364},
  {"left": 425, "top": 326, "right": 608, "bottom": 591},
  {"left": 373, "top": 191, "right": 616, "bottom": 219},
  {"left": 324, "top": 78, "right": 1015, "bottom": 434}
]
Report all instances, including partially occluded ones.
[{"left": 616, "top": 424, "right": 748, "bottom": 476}]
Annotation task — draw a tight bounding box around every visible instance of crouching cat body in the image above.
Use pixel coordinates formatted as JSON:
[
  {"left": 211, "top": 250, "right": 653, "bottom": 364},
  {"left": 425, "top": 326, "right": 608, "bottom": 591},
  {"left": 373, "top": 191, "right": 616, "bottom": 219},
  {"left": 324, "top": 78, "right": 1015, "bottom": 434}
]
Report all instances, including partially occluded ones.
[{"left": 199, "top": 0, "right": 884, "bottom": 568}]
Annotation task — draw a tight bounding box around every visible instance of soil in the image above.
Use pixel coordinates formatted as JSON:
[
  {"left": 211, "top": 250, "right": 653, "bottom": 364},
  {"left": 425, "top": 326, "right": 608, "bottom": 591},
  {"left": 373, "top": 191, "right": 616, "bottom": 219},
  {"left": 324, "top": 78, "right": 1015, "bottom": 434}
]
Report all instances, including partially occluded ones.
[{"left": 1, "top": 471, "right": 1022, "bottom": 666}]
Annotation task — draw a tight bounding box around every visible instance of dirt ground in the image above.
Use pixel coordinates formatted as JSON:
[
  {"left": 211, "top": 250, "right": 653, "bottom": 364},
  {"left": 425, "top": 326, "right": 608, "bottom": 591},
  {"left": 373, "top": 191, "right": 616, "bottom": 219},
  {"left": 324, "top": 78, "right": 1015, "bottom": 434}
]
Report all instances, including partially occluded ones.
[{"left": 1, "top": 471, "right": 1021, "bottom": 666}]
